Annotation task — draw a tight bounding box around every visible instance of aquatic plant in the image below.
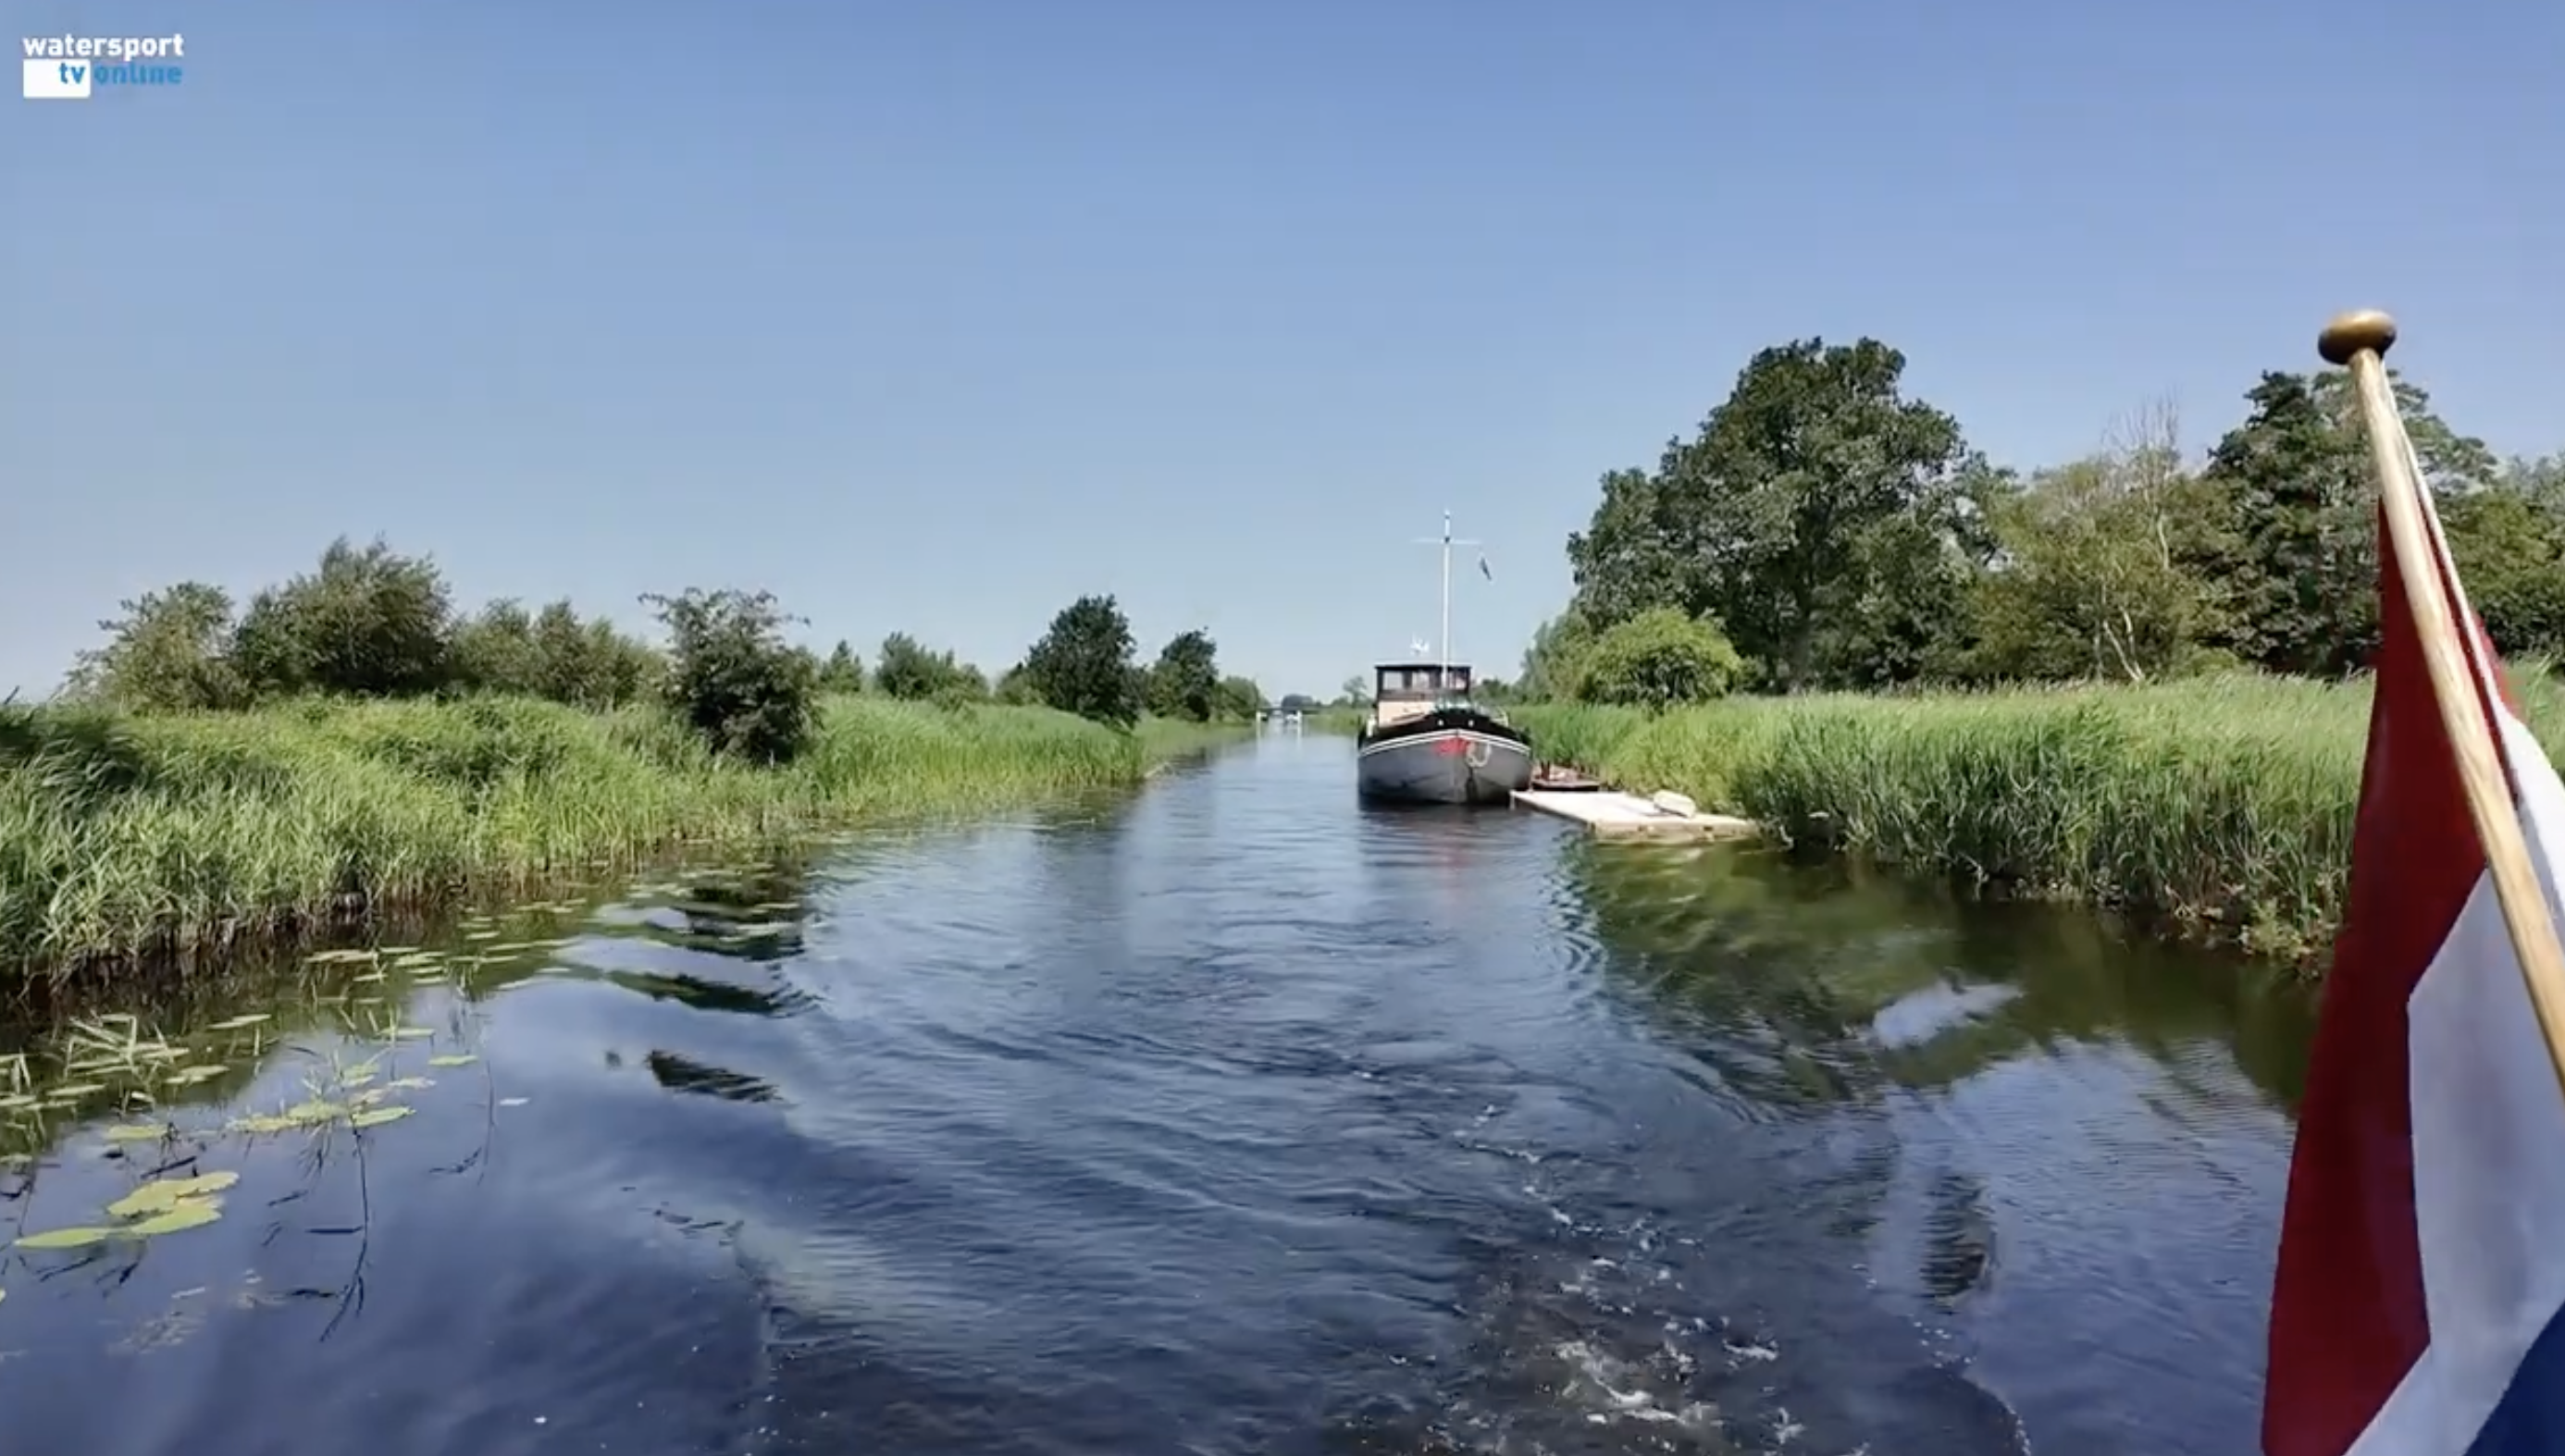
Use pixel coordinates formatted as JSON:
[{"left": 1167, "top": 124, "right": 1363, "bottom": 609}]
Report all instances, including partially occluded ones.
[
  {"left": 0, "top": 695, "right": 1235, "bottom": 977},
  {"left": 1514, "top": 668, "right": 2565, "bottom": 970}
]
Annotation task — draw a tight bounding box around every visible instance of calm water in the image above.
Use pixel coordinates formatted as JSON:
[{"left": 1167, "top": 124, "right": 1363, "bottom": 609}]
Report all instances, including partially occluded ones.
[{"left": 0, "top": 731, "right": 2316, "bottom": 1456}]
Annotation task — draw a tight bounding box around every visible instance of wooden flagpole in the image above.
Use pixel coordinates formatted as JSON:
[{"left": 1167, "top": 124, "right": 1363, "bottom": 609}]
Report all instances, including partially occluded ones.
[{"left": 2320, "top": 310, "right": 2565, "bottom": 1093}]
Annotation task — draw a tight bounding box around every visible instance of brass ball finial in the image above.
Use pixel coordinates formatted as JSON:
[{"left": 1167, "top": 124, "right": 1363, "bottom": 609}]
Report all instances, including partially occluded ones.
[{"left": 2318, "top": 310, "right": 2398, "bottom": 365}]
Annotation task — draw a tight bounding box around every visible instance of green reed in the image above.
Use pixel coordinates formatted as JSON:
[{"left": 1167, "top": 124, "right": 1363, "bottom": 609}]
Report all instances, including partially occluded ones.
[
  {"left": 1515, "top": 669, "right": 2565, "bottom": 971},
  {"left": 0, "top": 694, "right": 1230, "bottom": 977}
]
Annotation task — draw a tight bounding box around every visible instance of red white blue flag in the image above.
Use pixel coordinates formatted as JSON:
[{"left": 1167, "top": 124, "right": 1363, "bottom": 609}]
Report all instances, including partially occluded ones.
[{"left": 2263, "top": 500, "right": 2565, "bottom": 1456}]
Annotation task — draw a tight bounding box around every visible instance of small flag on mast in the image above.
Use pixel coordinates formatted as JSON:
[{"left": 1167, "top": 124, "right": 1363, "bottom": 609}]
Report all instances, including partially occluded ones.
[
  {"left": 1478, "top": 552, "right": 1493, "bottom": 582},
  {"left": 2263, "top": 312, "right": 2565, "bottom": 1456}
]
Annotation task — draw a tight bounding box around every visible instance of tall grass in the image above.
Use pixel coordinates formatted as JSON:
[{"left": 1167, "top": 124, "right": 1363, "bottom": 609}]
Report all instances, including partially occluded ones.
[
  {"left": 0, "top": 694, "right": 1233, "bottom": 976},
  {"left": 1516, "top": 670, "right": 2565, "bottom": 969}
]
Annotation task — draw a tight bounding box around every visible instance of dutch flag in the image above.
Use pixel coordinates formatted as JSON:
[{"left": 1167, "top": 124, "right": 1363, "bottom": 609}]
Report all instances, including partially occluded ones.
[{"left": 2263, "top": 387, "right": 2565, "bottom": 1452}]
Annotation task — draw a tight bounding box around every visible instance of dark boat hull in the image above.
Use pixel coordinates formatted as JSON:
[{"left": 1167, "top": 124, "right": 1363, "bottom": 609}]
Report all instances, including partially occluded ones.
[{"left": 1355, "top": 711, "right": 1535, "bottom": 806}]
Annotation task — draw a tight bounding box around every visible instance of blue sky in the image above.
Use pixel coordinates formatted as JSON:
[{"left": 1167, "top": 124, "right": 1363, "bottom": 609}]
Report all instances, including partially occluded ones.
[{"left": 6, "top": 0, "right": 2557, "bottom": 701}]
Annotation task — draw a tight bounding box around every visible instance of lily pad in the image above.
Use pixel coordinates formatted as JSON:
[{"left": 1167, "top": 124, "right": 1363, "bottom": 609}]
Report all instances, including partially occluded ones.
[
  {"left": 426, "top": 1055, "right": 478, "bottom": 1068},
  {"left": 283, "top": 1100, "right": 345, "bottom": 1126},
  {"left": 128, "top": 1200, "right": 222, "bottom": 1237},
  {"left": 18, "top": 1226, "right": 116, "bottom": 1250},
  {"left": 350, "top": 1105, "right": 414, "bottom": 1129},
  {"left": 498, "top": 1097, "right": 529, "bottom": 1108},
  {"left": 164, "top": 1065, "right": 230, "bottom": 1086},
  {"left": 108, "top": 1172, "right": 239, "bottom": 1218},
  {"left": 101, "top": 1123, "right": 168, "bottom": 1143},
  {"left": 228, "top": 1114, "right": 298, "bottom": 1135},
  {"left": 384, "top": 1077, "right": 435, "bottom": 1091},
  {"left": 387, "top": 1028, "right": 434, "bottom": 1042},
  {"left": 304, "top": 948, "right": 378, "bottom": 965}
]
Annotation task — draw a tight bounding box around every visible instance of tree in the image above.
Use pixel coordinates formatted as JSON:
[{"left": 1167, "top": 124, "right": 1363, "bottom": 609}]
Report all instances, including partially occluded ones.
[
  {"left": 818, "top": 640, "right": 864, "bottom": 693},
  {"left": 1021, "top": 595, "right": 1140, "bottom": 726},
  {"left": 61, "top": 582, "right": 244, "bottom": 711},
  {"left": 2306, "top": 367, "right": 2498, "bottom": 495},
  {"left": 2444, "top": 480, "right": 2565, "bottom": 660},
  {"left": 1575, "top": 608, "right": 1747, "bottom": 709},
  {"left": 944, "top": 660, "right": 991, "bottom": 701},
  {"left": 451, "top": 598, "right": 543, "bottom": 697},
  {"left": 529, "top": 599, "right": 655, "bottom": 709},
  {"left": 1565, "top": 338, "right": 1989, "bottom": 691},
  {"left": 2503, "top": 453, "right": 2565, "bottom": 514},
  {"left": 1212, "top": 674, "right": 1265, "bottom": 720},
  {"left": 993, "top": 661, "right": 1042, "bottom": 706},
  {"left": 1518, "top": 608, "right": 1598, "bottom": 702},
  {"left": 643, "top": 587, "right": 816, "bottom": 764},
  {"left": 451, "top": 598, "right": 657, "bottom": 708},
  {"left": 1336, "top": 674, "right": 1372, "bottom": 708},
  {"left": 876, "top": 633, "right": 970, "bottom": 701},
  {"left": 2175, "top": 367, "right": 2498, "bottom": 680},
  {"left": 229, "top": 537, "right": 456, "bottom": 698},
  {"left": 1146, "top": 629, "right": 1221, "bottom": 722},
  {"left": 1960, "top": 417, "right": 2218, "bottom": 683},
  {"left": 572, "top": 615, "right": 661, "bottom": 708},
  {"left": 2187, "top": 372, "right": 2377, "bottom": 678}
]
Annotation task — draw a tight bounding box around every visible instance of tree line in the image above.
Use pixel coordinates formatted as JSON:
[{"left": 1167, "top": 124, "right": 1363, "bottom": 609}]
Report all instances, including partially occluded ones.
[
  {"left": 55, "top": 538, "right": 1266, "bottom": 763},
  {"left": 1524, "top": 336, "right": 2565, "bottom": 706}
]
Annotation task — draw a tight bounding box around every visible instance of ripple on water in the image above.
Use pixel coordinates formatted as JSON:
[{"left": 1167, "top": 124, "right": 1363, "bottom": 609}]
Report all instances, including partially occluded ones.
[{"left": 0, "top": 736, "right": 2311, "bottom": 1455}]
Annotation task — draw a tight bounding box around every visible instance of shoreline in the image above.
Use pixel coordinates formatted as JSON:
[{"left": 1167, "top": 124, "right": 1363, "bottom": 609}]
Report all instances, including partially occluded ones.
[
  {"left": 0, "top": 694, "right": 1250, "bottom": 983},
  {"left": 1514, "top": 670, "right": 2565, "bottom": 976}
]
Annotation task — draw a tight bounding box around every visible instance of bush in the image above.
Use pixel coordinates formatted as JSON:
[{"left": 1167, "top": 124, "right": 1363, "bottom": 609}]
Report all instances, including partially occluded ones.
[
  {"left": 875, "top": 633, "right": 981, "bottom": 701},
  {"left": 229, "top": 537, "right": 457, "bottom": 699},
  {"left": 1213, "top": 675, "right": 1265, "bottom": 720},
  {"left": 818, "top": 641, "right": 865, "bottom": 693},
  {"left": 643, "top": 588, "right": 817, "bottom": 765},
  {"left": 452, "top": 598, "right": 659, "bottom": 709},
  {"left": 59, "top": 583, "right": 245, "bottom": 712},
  {"left": 1576, "top": 609, "right": 1748, "bottom": 709}
]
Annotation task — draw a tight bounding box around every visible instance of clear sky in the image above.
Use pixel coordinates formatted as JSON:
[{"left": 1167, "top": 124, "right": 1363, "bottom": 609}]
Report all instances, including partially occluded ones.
[{"left": 6, "top": 0, "right": 2556, "bottom": 701}]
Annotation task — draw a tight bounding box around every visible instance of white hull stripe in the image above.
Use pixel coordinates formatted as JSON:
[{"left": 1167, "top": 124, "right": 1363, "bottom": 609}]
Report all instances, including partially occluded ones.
[{"left": 1357, "top": 730, "right": 1531, "bottom": 760}]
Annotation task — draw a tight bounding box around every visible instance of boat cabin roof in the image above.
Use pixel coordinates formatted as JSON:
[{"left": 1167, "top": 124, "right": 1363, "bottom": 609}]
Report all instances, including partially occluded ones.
[{"left": 1372, "top": 661, "right": 1473, "bottom": 702}]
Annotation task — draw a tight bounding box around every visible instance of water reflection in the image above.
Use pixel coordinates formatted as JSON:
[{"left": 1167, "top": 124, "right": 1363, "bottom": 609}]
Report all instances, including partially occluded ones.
[
  {"left": 1571, "top": 845, "right": 2315, "bottom": 1115},
  {"left": 0, "top": 736, "right": 2309, "bottom": 1456},
  {"left": 645, "top": 1048, "right": 781, "bottom": 1104}
]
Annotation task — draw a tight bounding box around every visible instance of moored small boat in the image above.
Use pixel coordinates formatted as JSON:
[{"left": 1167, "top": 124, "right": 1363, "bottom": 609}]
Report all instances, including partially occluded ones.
[{"left": 1356, "top": 660, "right": 1534, "bottom": 805}]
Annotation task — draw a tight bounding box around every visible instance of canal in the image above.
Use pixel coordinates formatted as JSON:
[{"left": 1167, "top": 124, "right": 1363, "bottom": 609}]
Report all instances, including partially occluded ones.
[{"left": 0, "top": 731, "right": 2315, "bottom": 1455}]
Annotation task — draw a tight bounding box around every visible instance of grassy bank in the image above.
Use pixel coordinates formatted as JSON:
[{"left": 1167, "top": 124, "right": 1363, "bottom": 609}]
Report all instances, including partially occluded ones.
[
  {"left": 1515, "top": 671, "right": 2565, "bottom": 969},
  {"left": 0, "top": 694, "right": 1241, "bottom": 975}
]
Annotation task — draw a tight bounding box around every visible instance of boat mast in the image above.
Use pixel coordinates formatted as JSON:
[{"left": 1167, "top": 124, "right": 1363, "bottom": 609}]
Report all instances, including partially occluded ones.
[
  {"left": 1439, "top": 511, "right": 1452, "bottom": 689},
  {"left": 1419, "top": 511, "right": 1479, "bottom": 696}
]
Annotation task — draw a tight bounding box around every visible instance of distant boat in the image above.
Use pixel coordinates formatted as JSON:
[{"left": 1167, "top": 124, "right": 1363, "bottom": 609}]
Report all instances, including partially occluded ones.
[{"left": 1355, "top": 512, "right": 1535, "bottom": 806}]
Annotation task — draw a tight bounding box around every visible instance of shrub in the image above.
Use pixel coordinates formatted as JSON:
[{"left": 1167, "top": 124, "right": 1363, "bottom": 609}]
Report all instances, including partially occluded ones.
[
  {"left": 229, "top": 537, "right": 457, "bottom": 699},
  {"left": 643, "top": 588, "right": 817, "bottom": 765},
  {"left": 1576, "top": 609, "right": 1748, "bottom": 709}
]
